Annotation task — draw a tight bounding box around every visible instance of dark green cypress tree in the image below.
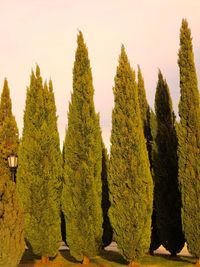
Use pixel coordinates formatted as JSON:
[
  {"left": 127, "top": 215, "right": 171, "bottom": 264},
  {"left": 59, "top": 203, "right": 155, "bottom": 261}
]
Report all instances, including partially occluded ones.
[
  {"left": 101, "top": 142, "right": 113, "bottom": 248},
  {"left": 154, "top": 70, "right": 184, "bottom": 255},
  {"left": 177, "top": 19, "right": 200, "bottom": 263},
  {"left": 17, "top": 67, "right": 62, "bottom": 264},
  {"left": 148, "top": 110, "right": 161, "bottom": 254},
  {"left": 109, "top": 46, "right": 153, "bottom": 265},
  {"left": 61, "top": 145, "right": 67, "bottom": 245},
  {"left": 62, "top": 32, "right": 102, "bottom": 264},
  {"left": 0, "top": 79, "right": 24, "bottom": 267}
]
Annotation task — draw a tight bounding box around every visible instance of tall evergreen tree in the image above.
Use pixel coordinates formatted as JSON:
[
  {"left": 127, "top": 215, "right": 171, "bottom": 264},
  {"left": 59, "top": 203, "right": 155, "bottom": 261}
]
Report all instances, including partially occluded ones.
[
  {"left": 17, "top": 67, "right": 62, "bottom": 264},
  {"left": 154, "top": 70, "right": 184, "bottom": 255},
  {"left": 0, "top": 79, "right": 24, "bottom": 267},
  {"left": 148, "top": 109, "right": 161, "bottom": 254},
  {"left": 0, "top": 79, "right": 19, "bottom": 178},
  {"left": 137, "top": 66, "right": 151, "bottom": 147},
  {"left": 0, "top": 178, "right": 24, "bottom": 267},
  {"left": 177, "top": 19, "right": 200, "bottom": 263},
  {"left": 109, "top": 46, "right": 153, "bottom": 265},
  {"left": 101, "top": 142, "right": 112, "bottom": 248},
  {"left": 61, "top": 144, "right": 67, "bottom": 245},
  {"left": 62, "top": 32, "right": 102, "bottom": 264},
  {"left": 137, "top": 66, "right": 160, "bottom": 254}
]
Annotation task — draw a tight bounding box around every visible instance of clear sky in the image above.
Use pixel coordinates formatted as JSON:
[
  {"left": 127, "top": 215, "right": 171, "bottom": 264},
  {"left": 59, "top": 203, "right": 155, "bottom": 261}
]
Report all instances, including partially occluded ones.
[{"left": 0, "top": 0, "right": 200, "bottom": 150}]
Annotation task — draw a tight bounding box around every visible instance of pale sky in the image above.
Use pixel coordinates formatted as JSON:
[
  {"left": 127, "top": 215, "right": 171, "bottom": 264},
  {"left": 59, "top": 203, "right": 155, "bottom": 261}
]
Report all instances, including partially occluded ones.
[{"left": 0, "top": 0, "right": 200, "bottom": 150}]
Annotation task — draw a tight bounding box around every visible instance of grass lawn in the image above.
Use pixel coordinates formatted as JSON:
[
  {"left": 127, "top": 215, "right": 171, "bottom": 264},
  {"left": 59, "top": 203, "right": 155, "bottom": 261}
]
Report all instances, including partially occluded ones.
[{"left": 18, "top": 249, "right": 196, "bottom": 267}]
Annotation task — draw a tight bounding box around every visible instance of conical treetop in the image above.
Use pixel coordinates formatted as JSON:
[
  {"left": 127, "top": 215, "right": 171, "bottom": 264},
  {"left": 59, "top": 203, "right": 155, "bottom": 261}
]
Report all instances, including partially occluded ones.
[
  {"left": 109, "top": 46, "right": 153, "bottom": 263},
  {"left": 178, "top": 18, "right": 200, "bottom": 259},
  {"left": 62, "top": 32, "right": 102, "bottom": 262},
  {"left": 0, "top": 79, "right": 19, "bottom": 178},
  {"left": 0, "top": 79, "right": 12, "bottom": 122}
]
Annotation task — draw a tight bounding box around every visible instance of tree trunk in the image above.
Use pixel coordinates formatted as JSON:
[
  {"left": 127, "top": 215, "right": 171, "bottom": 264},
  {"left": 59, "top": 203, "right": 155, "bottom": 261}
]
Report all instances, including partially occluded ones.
[
  {"left": 41, "top": 256, "right": 49, "bottom": 264},
  {"left": 170, "top": 252, "right": 177, "bottom": 257},
  {"left": 196, "top": 258, "right": 200, "bottom": 266},
  {"left": 149, "top": 250, "right": 154, "bottom": 256},
  {"left": 82, "top": 255, "right": 90, "bottom": 265},
  {"left": 146, "top": 250, "right": 154, "bottom": 256},
  {"left": 128, "top": 261, "right": 139, "bottom": 266}
]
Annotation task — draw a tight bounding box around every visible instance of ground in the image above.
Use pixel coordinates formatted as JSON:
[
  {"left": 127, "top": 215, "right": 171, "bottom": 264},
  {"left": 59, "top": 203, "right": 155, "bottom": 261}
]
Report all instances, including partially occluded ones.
[{"left": 18, "top": 243, "right": 196, "bottom": 267}]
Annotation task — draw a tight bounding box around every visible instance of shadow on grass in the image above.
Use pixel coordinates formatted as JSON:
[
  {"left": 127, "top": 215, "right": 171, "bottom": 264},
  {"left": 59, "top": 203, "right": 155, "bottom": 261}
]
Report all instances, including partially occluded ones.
[
  {"left": 19, "top": 249, "right": 79, "bottom": 266},
  {"left": 155, "top": 253, "right": 196, "bottom": 264},
  {"left": 59, "top": 249, "right": 79, "bottom": 264},
  {"left": 19, "top": 249, "right": 40, "bottom": 265},
  {"left": 100, "top": 249, "right": 127, "bottom": 265}
]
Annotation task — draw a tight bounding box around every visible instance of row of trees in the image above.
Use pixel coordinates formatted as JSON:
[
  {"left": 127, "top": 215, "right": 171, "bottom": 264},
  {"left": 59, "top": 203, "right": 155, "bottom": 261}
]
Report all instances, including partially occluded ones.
[{"left": 0, "top": 19, "right": 199, "bottom": 267}]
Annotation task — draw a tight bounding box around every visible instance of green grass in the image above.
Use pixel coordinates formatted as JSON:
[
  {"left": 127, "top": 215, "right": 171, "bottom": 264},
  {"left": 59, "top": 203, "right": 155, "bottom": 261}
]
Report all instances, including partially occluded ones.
[{"left": 18, "top": 249, "right": 196, "bottom": 267}]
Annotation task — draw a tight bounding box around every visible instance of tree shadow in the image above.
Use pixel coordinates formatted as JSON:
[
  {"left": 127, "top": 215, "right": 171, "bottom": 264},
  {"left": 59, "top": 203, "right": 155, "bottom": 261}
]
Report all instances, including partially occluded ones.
[
  {"left": 100, "top": 249, "right": 127, "bottom": 265},
  {"left": 153, "top": 253, "right": 196, "bottom": 264},
  {"left": 20, "top": 248, "right": 41, "bottom": 264},
  {"left": 59, "top": 249, "right": 80, "bottom": 264}
]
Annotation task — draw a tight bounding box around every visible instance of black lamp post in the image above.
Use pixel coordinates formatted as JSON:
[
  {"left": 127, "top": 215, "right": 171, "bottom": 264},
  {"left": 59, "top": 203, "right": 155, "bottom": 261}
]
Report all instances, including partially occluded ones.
[{"left": 7, "top": 153, "right": 18, "bottom": 182}]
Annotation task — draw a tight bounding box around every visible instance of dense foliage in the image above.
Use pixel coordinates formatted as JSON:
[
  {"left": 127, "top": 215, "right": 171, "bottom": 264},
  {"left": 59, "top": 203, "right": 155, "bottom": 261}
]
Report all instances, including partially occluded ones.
[
  {"left": 149, "top": 109, "right": 161, "bottom": 254},
  {"left": 137, "top": 67, "right": 159, "bottom": 254},
  {"left": 109, "top": 46, "right": 153, "bottom": 264},
  {"left": 0, "top": 79, "right": 24, "bottom": 267},
  {"left": 177, "top": 19, "right": 200, "bottom": 259},
  {"left": 137, "top": 65, "right": 151, "bottom": 160},
  {"left": 17, "top": 67, "right": 62, "bottom": 259},
  {"left": 62, "top": 32, "right": 103, "bottom": 263},
  {"left": 0, "top": 79, "right": 19, "bottom": 179},
  {"left": 154, "top": 70, "right": 184, "bottom": 255}
]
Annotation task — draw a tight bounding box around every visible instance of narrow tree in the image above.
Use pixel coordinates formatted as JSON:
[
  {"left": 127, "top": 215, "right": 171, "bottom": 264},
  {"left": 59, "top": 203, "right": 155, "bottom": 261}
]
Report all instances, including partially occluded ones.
[
  {"left": 137, "top": 65, "right": 151, "bottom": 152},
  {"left": 0, "top": 79, "right": 19, "bottom": 178},
  {"left": 0, "top": 79, "right": 24, "bottom": 267},
  {"left": 154, "top": 70, "right": 184, "bottom": 255},
  {"left": 148, "top": 109, "right": 161, "bottom": 254},
  {"left": 178, "top": 19, "right": 200, "bottom": 263},
  {"left": 109, "top": 46, "right": 153, "bottom": 265},
  {"left": 17, "top": 67, "right": 62, "bottom": 264},
  {"left": 137, "top": 66, "right": 159, "bottom": 255},
  {"left": 101, "top": 142, "right": 113, "bottom": 248},
  {"left": 62, "top": 32, "right": 102, "bottom": 264}
]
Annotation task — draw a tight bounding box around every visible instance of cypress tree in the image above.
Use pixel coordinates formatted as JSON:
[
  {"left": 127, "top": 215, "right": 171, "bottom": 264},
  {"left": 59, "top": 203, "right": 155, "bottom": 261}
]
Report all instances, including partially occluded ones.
[
  {"left": 177, "top": 19, "right": 200, "bottom": 263},
  {"left": 0, "top": 79, "right": 19, "bottom": 178},
  {"left": 0, "top": 178, "right": 24, "bottom": 267},
  {"left": 137, "top": 66, "right": 151, "bottom": 147},
  {"left": 109, "top": 46, "right": 153, "bottom": 265},
  {"left": 0, "top": 79, "right": 24, "bottom": 267},
  {"left": 148, "top": 110, "right": 161, "bottom": 254},
  {"left": 17, "top": 67, "right": 62, "bottom": 264},
  {"left": 61, "top": 145, "right": 67, "bottom": 245},
  {"left": 101, "top": 142, "right": 113, "bottom": 248},
  {"left": 137, "top": 67, "right": 160, "bottom": 255},
  {"left": 62, "top": 32, "right": 102, "bottom": 264},
  {"left": 154, "top": 70, "right": 184, "bottom": 255}
]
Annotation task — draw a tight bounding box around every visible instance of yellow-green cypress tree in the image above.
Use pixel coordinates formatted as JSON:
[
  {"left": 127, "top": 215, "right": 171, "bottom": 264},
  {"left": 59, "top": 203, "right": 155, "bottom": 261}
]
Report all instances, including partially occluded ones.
[
  {"left": 137, "top": 65, "right": 151, "bottom": 148},
  {"left": 109, "top": 46, "right": 153, "bottom": 265},
  {"left": 62, "top": 32, "right": 102, "bottom": 264},
  {"left": 154, "top": 70, "right": 184, "bottom": 255},
  {"left": 0, "top": 79, "right": 24, "bottom": 267},
  {"left": 0, "top": 79, "right": 19, "bottom": 179},
  {"left": 17, "top": 67, "right": 62, "bottom": 264},
  {"left": 137, "top": 66, "right": 160, "bottom": 254},
  {"left": 177, "top": 19, "right": 200, "bottom": 263}
]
